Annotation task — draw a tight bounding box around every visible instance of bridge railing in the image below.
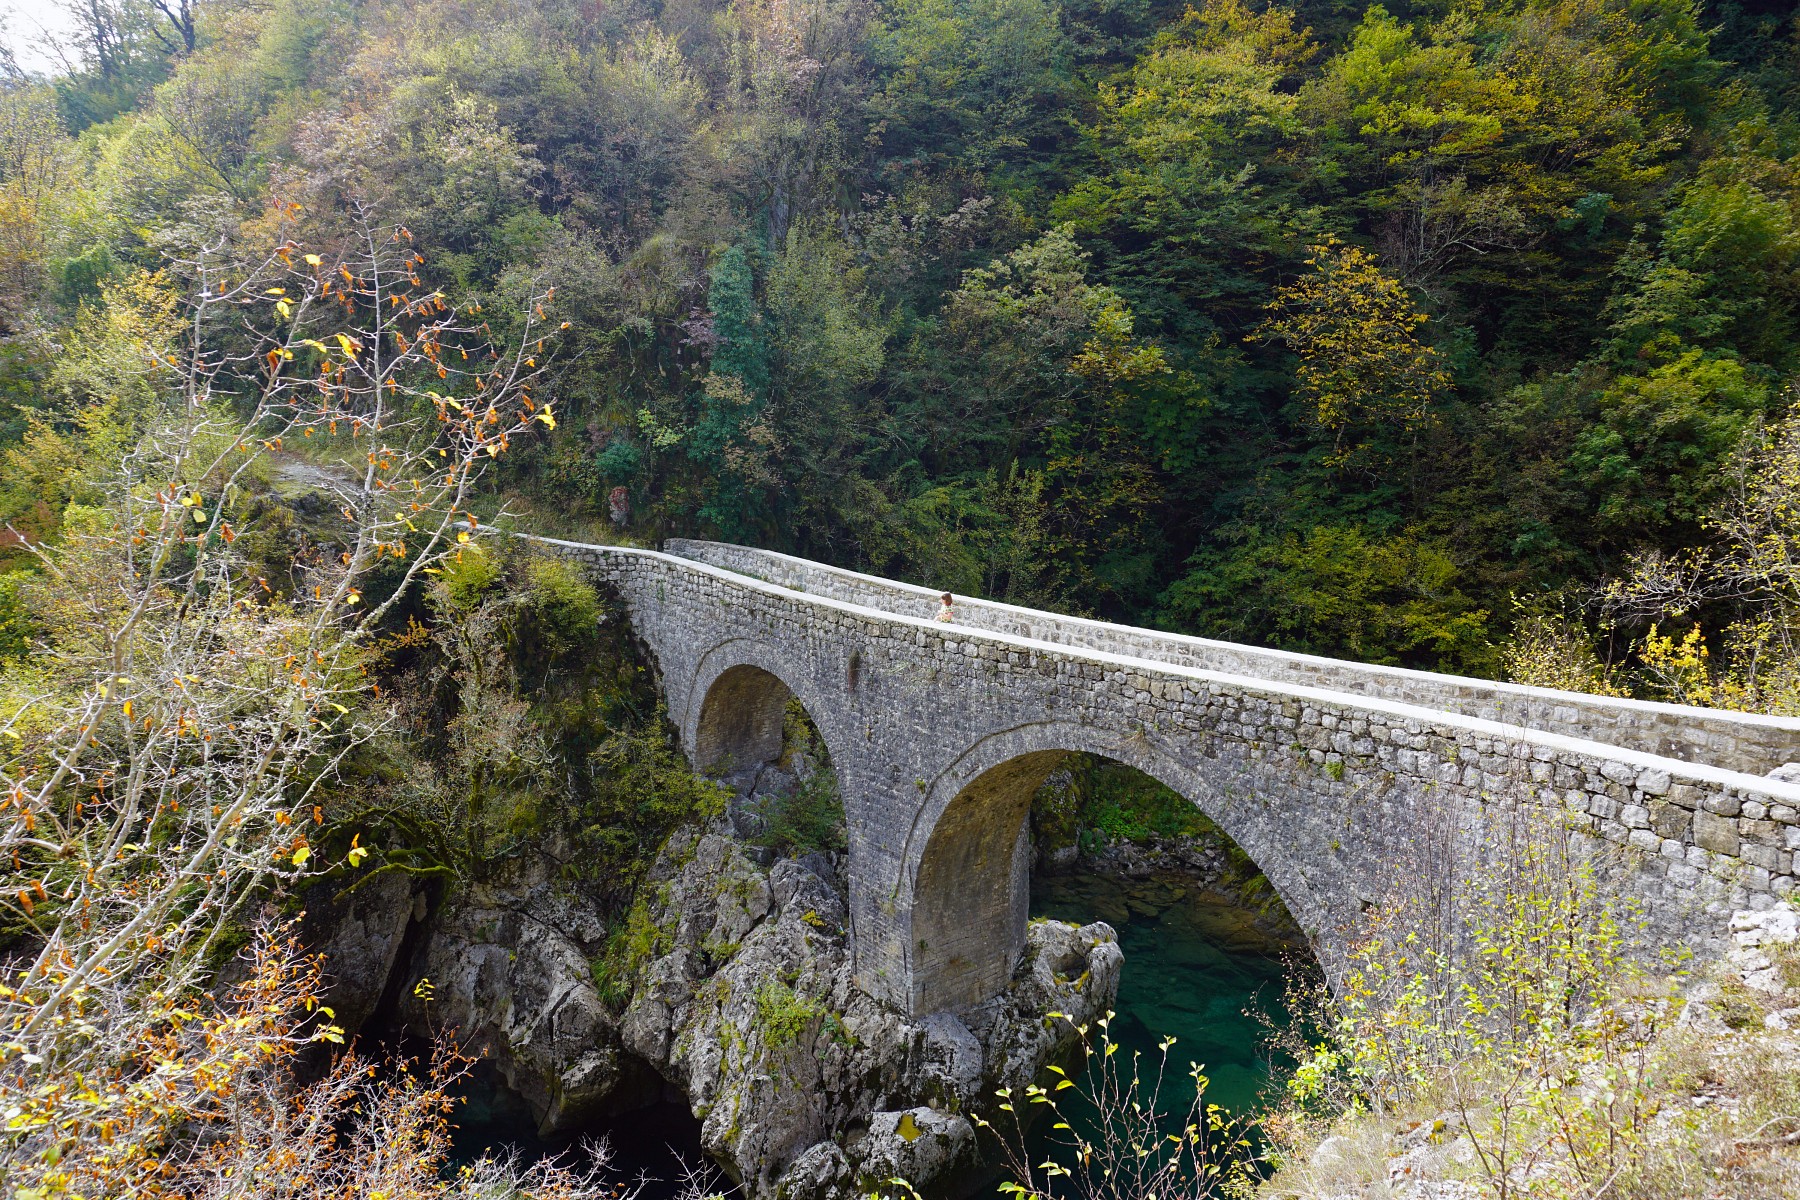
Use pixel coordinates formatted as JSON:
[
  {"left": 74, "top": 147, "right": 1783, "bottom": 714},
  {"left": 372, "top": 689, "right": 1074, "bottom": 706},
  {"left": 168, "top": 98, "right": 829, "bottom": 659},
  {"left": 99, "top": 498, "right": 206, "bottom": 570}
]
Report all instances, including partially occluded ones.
[{"left": 663, "top": 538, "right": 1800, "bottom": 776}]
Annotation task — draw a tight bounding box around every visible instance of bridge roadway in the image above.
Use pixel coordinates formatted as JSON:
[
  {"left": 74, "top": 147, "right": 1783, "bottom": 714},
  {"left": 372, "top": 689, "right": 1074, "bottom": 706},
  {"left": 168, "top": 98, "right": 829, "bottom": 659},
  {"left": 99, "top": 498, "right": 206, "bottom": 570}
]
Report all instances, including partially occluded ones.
[{"left": 531, "top": 535, "right": 1800, "bottom": 1016}]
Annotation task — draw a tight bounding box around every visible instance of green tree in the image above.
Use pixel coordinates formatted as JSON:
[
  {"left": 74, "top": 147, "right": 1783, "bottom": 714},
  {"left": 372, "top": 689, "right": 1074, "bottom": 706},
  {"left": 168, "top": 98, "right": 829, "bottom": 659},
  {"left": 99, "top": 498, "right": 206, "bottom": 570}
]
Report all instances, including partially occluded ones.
[
  {"left": 868, "top": 0, "right": 1073, "bottom": 177},
  {"left": 1259, "top": 239, "right": 1449, "bottom": 460}
]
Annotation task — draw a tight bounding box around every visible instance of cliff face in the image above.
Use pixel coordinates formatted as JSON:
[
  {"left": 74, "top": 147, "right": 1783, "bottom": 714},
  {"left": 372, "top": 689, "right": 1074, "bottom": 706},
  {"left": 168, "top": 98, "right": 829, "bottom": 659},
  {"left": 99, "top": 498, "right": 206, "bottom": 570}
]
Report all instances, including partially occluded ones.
[{"left": 324, "top": 822, "right": 1119, "bottom": 1199}]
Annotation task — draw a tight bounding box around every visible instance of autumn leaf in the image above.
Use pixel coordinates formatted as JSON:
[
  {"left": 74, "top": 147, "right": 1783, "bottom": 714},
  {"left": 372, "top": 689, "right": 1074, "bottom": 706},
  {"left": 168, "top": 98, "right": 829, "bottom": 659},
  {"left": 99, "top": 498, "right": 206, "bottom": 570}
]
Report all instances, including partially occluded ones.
[{"left": 291, "top": 846, "right": 311, "bottom": 867}]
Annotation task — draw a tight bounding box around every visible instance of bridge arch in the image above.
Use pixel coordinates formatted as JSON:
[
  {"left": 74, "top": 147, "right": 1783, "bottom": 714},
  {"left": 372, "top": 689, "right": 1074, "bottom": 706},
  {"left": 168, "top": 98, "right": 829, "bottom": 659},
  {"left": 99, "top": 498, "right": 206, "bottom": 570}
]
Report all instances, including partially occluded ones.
[
  {"left": 896, "top": 722, "right": 1327, "bottom": 1014},
  {"left": 682, "top": 641, "right": 851, "bottom": 785}
]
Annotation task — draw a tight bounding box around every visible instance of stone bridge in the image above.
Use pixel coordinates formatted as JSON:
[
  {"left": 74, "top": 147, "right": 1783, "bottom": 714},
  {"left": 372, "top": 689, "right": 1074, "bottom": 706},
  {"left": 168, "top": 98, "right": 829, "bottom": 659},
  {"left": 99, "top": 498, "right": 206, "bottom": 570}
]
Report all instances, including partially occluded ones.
[{"left": 531, "top": 535, "right": 1800, "bottom": 1016}]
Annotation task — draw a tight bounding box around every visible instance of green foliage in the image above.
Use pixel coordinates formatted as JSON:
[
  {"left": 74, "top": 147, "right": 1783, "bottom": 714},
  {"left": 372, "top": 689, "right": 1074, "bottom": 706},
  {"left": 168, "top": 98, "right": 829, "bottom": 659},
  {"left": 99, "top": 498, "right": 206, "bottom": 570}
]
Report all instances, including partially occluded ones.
[
  {"left": 1161, "top": 525, "right": 1492, "bottom": 671},
  {"left": 13, "top": 0, "right": 1800, "bottom": 688},
  {"left": 521, "top": 557, "right": 603, "bottom": 655},
  {"left": 0, "top": 572, "right": 36, "bottom": 662},
  {"left": 576, "top": 717, "right": 730, "bottom": 903},
  {"left": 977, "top": 1011, "right": 1257, "bottom": 1200},
  {"left": 868, "top": 0, "right": 1074, "bottom": 176},
  {"left": 1274, "top": 818, "right": 1689, "bottom": 1197},
  {"left": 749, "top": 766, "right": 848, "bottom": 858},
  {"left": 1260, "top": 239, "right": 1449, "bottom": 457},
  {"left": 589, "top": 898, "right": 668, "bottom": 1012},
  {"left": 753, "top": 979, "right": 826, "bottom": 1050},
  {"left": 1032, "top": 753, "right": 1215, "bottom": 853},
  {"left": 437, "top": 543, "right": 505, "bottom": 610},
  {"left": 1574, "top": 349, "right": 1773, "bottom": 535}
]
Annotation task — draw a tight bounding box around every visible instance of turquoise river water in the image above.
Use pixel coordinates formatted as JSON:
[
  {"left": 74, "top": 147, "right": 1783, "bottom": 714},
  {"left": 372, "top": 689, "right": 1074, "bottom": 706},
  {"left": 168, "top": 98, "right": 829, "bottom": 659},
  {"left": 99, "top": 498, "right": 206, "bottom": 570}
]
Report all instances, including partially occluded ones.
[{"left": 1030, "top": 868, "right": 1303, "bottom": 1126}]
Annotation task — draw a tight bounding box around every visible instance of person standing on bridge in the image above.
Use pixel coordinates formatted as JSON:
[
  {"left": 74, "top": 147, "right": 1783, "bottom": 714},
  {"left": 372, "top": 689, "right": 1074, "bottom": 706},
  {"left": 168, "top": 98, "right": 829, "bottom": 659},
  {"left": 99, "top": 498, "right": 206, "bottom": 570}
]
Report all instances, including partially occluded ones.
[{"left": 935, "top": 592, "right": 956, "bottom": 623}]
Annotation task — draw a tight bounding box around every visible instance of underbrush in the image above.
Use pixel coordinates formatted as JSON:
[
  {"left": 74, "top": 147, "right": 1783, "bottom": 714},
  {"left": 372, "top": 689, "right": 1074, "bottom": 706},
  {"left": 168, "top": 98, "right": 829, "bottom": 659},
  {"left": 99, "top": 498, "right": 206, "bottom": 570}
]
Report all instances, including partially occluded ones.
[
  {"left": 1255, "top": 820, "right": 1800, "bottom": 1200},
  {"left": 744, "top": 697, "right": 848, "bottom": 857}
]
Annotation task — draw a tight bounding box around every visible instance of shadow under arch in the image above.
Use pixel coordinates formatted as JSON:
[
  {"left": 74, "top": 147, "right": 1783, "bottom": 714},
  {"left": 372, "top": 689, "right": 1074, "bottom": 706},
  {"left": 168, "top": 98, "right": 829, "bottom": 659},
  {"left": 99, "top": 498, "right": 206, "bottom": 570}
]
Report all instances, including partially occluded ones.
[
  {"left": 683, "top": 642, "right": 849, "bottom": 787},
  {"left": 900, "top": 723, "right": 1326, "bottom": 1015}
]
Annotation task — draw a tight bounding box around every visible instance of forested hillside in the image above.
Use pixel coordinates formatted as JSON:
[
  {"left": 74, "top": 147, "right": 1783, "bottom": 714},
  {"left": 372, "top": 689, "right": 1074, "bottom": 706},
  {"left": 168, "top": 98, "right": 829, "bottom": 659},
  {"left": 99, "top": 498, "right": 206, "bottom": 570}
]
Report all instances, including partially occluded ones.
[{"left": 4, "top": 0, "right": 1800, "bottom": 683}]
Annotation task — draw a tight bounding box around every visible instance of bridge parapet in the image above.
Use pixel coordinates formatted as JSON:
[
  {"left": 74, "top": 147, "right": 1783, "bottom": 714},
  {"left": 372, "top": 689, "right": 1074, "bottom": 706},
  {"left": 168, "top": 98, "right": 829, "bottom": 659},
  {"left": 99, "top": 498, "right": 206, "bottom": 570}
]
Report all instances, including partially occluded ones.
[
  {"left": 526, "top": 535, "right": 1800, "bottom": 1015},
  {"left": 666, "top": 539, "right": 1800, "bottom": 776}
]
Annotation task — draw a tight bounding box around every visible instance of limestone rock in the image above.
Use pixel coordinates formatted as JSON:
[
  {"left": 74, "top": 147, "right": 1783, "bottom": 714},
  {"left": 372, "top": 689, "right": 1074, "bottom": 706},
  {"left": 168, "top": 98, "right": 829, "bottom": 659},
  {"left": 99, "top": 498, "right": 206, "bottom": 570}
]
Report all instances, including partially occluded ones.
[
  {"left": 301, "top": 868, "right": 416, "bottom": 1037},
  {"left": 775, "top": 1141, "right": 853, "bottom": 1200},
  {"left": 618, "top": 828, "right": 1119, "bottom": 1199},
  {"left": 1731, "top": 901, "right": 1800, "bottom": 948},
  {"left": 392, "top": 865, "right": 632, "bottom": 1135},
  {"left": 341, "top": 822, "right": 1119, "bottom": 1200},
  {"left": 853, "top": 1108, "right": 981, "bottom": 1194}
]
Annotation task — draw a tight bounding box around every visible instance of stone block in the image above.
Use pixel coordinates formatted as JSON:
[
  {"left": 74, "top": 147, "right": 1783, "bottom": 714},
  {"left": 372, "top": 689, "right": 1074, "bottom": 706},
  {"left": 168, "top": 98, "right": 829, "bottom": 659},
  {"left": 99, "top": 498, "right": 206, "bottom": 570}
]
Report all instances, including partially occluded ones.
[
  {"left": 1695, "top": 809, "right": 1742, "bottom": 856},
  {"left": 1742, "top": 842, "right": 1784, "bottom": 872},
  {"left": 1704, "top": 794, "right": 1743, "bottom": 817},
  {"left": 1666, "top": 784, "right": 1701, "bottom": 810},
  {"left": 1601, "top": 760, "right": 1638, "bottom": 786},
  {"left": 1651, "top": 803, "right": 1690, "bottom": 840}
]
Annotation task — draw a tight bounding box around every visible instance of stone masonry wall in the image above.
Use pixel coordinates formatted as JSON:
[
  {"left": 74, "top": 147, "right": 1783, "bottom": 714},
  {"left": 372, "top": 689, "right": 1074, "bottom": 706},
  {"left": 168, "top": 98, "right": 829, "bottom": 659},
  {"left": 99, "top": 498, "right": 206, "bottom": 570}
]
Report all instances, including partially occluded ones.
[
  {"left": 526, "top": 535, "right": 1800, "bottom": 1016},
  {"left": 666, "top": 539, "right": 1800, "bottom": 777}
]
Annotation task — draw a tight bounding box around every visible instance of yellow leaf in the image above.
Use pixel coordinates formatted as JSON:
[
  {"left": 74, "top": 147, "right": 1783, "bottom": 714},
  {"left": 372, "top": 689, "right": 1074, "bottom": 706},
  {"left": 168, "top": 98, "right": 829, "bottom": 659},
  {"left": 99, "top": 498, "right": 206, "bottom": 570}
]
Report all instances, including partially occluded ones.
[
  {"left": 192, "top": 509, "right": 206, "bottom": 524},
  {"left": 122, "top": 701, "right": 132, "bottom": 719},
  {"left": 457, "top": 531, "right": 470, "bottom": 544},
  {"left": 291, "top": 846, "right": 311, "bottom": 867},
  {"left": 347, "top": 845, "right": 368, "bottom": 867},
  {"left": 335, "top": 333, "right": 358, "bottom": 356},
  {"left": 304, "top": 254, "right": 323, "bottom": 266},
  {"left": 179, "top": 494, "right": 196, "bottom": 506}
]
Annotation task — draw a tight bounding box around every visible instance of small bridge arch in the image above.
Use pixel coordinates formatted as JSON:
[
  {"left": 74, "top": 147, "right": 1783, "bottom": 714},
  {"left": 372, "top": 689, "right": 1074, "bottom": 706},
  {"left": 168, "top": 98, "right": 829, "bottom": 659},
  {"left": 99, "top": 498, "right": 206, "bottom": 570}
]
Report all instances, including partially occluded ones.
[{"left": 681, "top": 641, "right": 851, "bottom": 784}]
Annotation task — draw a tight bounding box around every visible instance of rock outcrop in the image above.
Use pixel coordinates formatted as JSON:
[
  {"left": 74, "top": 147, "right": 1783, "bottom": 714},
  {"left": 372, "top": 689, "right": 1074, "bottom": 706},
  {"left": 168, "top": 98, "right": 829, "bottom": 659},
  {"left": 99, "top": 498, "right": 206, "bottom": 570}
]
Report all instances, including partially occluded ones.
[
  {"left": 374, "top": 823, "right": 1119, "bottom": 1199},
  {"left": 392, "top": 859, "right": 647, "bottom": 1133}
]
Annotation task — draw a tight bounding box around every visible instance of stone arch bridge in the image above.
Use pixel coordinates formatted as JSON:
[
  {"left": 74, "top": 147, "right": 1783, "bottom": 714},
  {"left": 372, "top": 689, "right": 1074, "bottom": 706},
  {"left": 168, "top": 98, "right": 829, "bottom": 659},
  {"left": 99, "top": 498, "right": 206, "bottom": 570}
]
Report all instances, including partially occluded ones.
[{"left": 532, "top": 536, "right": 1800, "bottom": 1017}]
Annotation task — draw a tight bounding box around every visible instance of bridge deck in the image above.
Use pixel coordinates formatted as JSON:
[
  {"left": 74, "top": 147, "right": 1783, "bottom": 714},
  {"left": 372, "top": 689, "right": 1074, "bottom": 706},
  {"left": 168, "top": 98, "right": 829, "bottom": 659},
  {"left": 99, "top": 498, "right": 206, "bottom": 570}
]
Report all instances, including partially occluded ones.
[{"left": 665, "top": 539, "right": 1800, "bottom": 777}]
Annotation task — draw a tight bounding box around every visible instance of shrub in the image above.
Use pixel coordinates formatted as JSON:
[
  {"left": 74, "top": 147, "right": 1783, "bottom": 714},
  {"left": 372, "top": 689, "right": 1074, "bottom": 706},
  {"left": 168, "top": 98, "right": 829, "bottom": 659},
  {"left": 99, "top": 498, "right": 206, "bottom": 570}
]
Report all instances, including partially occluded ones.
[
  {"left": 976, "top": 1011, "right": 1257, "bottom": 1200},
  {"left": 754, "top": 979, "right": 826, "bottom": 1050},
  {"left": 751, "top": 765, "right": 847, "bottom": 857},
  {"left": 1269, "top": 814, "right": 1687, "bottom": 1199}
]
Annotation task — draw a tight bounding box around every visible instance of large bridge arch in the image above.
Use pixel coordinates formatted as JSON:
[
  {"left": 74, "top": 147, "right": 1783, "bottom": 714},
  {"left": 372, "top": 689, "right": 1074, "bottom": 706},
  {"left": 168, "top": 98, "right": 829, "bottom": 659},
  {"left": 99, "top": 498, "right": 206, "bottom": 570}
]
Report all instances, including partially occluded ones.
[{"left": 893, "top": 722, "right": 1333, "bottom": 1014}]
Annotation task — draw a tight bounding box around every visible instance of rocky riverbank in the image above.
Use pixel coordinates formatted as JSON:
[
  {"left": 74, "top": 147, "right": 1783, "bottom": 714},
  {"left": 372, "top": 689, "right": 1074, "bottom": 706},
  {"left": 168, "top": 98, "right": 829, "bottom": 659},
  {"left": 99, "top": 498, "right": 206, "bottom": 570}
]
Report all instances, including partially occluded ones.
[
  {"left": 1041, "top": 827, "right": 1306, "bottom": 951},
  {"left": 310, "top": 819, "right": 1121, "bottom": 1200}
]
